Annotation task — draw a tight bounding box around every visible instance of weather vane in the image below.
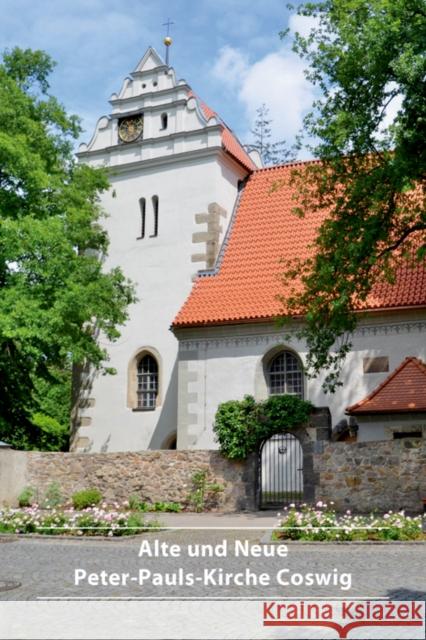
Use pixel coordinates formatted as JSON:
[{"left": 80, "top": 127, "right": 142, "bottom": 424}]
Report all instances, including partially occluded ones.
[{"left": 163, "top": 19, "right": 174, "bottom": 66}]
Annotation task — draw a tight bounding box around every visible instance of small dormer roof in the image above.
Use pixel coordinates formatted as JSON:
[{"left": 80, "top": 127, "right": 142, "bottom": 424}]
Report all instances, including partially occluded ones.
[{"left": 347, "top": 357, "right": 426, "bottom": 414}]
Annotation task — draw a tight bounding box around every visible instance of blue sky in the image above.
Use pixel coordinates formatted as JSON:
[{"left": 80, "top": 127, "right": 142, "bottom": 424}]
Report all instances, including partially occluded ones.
[{"left": 0, "top": 0, "right": 318, "bottom": 153}]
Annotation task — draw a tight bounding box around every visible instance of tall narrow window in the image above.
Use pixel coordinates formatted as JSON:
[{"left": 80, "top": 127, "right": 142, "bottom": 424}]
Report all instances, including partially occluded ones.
[
  {"left": 268, "top": 351, "right": 304, "bottom": 399},
  {"left": 136, "top": 354, "right": 158, "bottom": 410},
  {"left": 150, "top": 195, "right": 159, "bottom": 237},
  {"left": 137, "top": 197, "right": 146, "bottom": 239},
  {"left": 161, "top": 113, "right": 168, "bottom": 129}
]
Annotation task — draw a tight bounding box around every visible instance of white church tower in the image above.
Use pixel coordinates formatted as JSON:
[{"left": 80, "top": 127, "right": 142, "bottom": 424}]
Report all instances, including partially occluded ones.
[{"left": 72, "top": 45, "right": 255, "bottom": 452}]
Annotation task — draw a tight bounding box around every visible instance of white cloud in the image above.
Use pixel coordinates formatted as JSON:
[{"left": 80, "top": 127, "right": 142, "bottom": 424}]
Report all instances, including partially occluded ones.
[
  {"left": 212, "top": 45, "right": 248, "bottom": 90},
  {"left": 239, "top": 51, "right": 315, "bottom": 142},
  {"left": 212, "top": 39, "right": 317, "bottom": 147},
  {"left": 380, "top": 83, "right": 404, "bottom": 131},
  {"left": 288, "top": 13, "right": 320, "bottom": 39}
]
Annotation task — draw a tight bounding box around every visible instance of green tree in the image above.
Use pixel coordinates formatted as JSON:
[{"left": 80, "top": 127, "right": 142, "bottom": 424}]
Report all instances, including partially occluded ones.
[
  {"left": 281, "top": 0, "right": 425, "bottom": 390},
  {"left": 0, "top": 48, "right": 135, "bottom": 448},
  {"left": 30, "top": 367, "right": 71, "bottom": 451},
  {"left": 246, "top": 104, "right": 294, "bottom": 166}
]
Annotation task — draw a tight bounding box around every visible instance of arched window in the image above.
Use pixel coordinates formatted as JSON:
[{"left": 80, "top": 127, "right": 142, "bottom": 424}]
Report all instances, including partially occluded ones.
[
  {"left": 136, "top": 354, "right": 158, "bottom": 410},
  {"left": 137, "top": 197, "right": 146, "bottom": 239},
  {"left": 150, "top": 195, "right": 159, "bottom": 237},
  {"left": 268, "top": 351, "right": 304, "bottom": 399},
  {"left": 161, "top": 113, "right": 168, "bottom": 129}
]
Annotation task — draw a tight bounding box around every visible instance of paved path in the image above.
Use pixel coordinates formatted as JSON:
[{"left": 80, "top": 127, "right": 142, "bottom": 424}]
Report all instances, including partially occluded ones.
[
  {"left": 0, "top": 524, "right": 425, "bottom": 602},
  {"left": 143, "top": 511, "right": 280, "bottom": 528}
]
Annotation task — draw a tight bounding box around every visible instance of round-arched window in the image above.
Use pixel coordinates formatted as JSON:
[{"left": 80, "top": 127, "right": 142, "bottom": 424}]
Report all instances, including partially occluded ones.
[
  {"left": 136, "top": 354, "right": 158, "bottom": 409},
  {"left": 268, "top": 351, "right": 304, "bottom": 399}
]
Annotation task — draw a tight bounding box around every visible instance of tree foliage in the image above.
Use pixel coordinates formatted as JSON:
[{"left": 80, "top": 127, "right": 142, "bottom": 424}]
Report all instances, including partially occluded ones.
[
  {"left": 0, "top": 48, "right": 135, "bottom": 449},
  {"left": 281, "top": 0, "right": 426, "bottom": 390},
  {"left": 246, "top": 104, "right": 294, "bottom": 166}
]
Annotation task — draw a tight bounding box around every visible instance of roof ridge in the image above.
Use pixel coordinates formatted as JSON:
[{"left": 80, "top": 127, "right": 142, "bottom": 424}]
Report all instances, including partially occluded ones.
[
  {"left": 409, "top": 355, "right": 426, "bottom": 374},
  {"left": 253, "top": 158, "right": 320, "bottom": 172},
  {"left": 346, "top": 356, "right": 426, "bottom": 414}
]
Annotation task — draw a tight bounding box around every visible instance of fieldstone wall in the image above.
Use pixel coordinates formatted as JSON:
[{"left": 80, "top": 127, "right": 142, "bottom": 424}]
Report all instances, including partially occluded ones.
[
  {"left": 3, "top": 450, "right": 256, "bottom": 511},
  {"left": 1, "top": 433, "right": 424, "bottom": 513},
  {"left": 314, "top": 438, "right": 426, "bottom": 513}
]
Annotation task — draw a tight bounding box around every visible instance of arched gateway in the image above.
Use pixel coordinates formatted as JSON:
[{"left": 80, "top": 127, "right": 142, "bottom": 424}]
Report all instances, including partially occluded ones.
[{"left": 258, "top": 433, "right": 304, "bottom": 509}]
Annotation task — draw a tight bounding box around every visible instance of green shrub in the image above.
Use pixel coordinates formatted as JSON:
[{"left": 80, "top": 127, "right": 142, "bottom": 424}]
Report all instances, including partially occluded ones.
[
  {"left": 164, "top": 502, "right": 182, "bottom": 512},
  {"left": 43, "top": 482, "right": 64, "bottom": 508},
  {"left": 120, "top": 512, "right": 147, "bottom": 535},
  {"left": 214, "top": 394, "right": 313, "bottom": 459},
  {"left": 128, "top": 494, "right": 148, "bottom": 511},
  {"left": 213, "top": 396, "right": 260, "bottom": 459},
  {"left": 18, "top": 486, "right": 36, "bottom": 507},
  {"left": 187, "top": 470, "right": 224, "bottom": 512},
  {"left": 72, "top": 488, "right": 102, "bottom": 510},
  {"left": 153, "top": 501, "right": 182, "bottom": 512},
  {"left": 127, "top": 496, "right": 182, "bottom": 512},
  {"left": 208, "top": 483, "right": 224, "bottom": 494}
]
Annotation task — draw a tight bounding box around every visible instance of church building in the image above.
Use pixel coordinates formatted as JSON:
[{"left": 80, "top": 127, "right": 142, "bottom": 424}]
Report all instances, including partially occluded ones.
[{"left": 72, "top": 46, "right": 426, "bottom": 453}]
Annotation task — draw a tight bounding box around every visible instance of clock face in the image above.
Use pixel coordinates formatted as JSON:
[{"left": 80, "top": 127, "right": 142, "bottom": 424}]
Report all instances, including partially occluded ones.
[{"left": 118, "top": 114, "right": 144, "bottom": 143}]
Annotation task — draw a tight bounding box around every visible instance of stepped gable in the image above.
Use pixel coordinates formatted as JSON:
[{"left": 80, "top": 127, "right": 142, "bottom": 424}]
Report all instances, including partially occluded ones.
[{"left": 188, "top": 91, "right": 256, "bottom": 172}]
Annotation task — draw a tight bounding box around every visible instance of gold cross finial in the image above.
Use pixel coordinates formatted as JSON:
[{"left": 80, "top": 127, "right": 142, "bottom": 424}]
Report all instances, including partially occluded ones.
[{"left": 162, "top": 19, "right": 174, "bottom": 65}]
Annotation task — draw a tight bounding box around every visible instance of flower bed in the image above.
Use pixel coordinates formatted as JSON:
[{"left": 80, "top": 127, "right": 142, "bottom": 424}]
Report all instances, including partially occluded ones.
[
  {"left": 0, "top": 505, "right": 160, "bottom": 537},
  {"left": 274, "top": 502, "right": 424, "bottom": 541}
]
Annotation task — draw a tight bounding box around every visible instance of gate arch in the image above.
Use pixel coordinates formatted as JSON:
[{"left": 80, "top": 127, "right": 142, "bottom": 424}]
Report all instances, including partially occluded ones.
[{"left": 258, "top": 433, "right": 304, "bottom": 509}]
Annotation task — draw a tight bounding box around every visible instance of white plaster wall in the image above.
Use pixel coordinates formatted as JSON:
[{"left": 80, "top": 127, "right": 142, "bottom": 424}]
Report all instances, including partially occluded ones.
[
  {"left": 357, "top": 415, "right": 426, "bottom": 442},
  {"left": 76, "top": 154, "right": 246, "bottom": 452},
  {"left": 74, "top": 49, "right": 248, "bottom": 452},
  {"left": 176, "top": 313, "right": 426, "bottom": 448},
  {"left": 0, "top": 450, "right": 28, "bottom": 506}
]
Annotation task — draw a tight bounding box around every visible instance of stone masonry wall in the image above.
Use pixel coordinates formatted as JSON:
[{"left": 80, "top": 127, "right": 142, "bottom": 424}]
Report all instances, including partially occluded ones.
[
  {"left": 21, "top": 450, "right": 256, "bottom": 511},
  {"left": 314, "top": 438, "right": 426, "bottom": 513},
  {"left": 1, "top": 437, "right": 425, "bottom": 513}
]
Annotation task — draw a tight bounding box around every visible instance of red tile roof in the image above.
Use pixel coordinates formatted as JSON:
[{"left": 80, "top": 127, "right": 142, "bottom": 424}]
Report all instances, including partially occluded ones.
[
  {"left": 188, "top": 91, "right": 256, "bottom": 172},
  {"left": 173, "top": 163, "right": 426, "bottom": 328},
  {"left": 347, "top": 357, "right": 426, "bottom": 414},
  {"left": 221, "top": 128, "right": 257, "bottom": 171}
]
